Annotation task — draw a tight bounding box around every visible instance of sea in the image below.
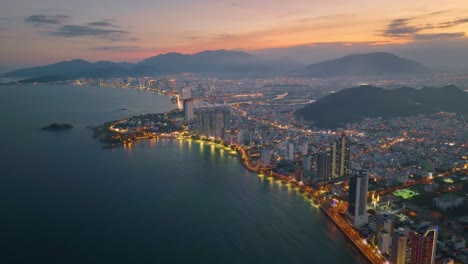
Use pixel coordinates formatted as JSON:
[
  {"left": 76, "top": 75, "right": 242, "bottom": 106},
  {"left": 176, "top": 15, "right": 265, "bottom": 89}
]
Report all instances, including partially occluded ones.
[{"left": 0, "top": 84, "right": 361, "bottom": 263}]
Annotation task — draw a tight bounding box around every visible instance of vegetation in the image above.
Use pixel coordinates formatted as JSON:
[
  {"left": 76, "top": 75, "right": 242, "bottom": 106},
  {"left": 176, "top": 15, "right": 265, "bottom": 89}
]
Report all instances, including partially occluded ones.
[{"left": 295, "top": 85, "right": 468, "bottom": 128}]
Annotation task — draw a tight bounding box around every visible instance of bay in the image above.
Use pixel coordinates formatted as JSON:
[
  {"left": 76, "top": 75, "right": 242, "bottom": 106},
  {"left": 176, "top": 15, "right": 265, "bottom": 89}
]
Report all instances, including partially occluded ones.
[{"left": 0, "top": 84, "right": 360, "bottom": 263}]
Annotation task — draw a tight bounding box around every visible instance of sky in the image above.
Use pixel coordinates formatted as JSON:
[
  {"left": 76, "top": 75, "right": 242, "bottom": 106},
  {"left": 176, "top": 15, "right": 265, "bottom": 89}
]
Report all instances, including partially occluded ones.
[{"left": 1, "top": 0, "right": 468, "bottom": 70}]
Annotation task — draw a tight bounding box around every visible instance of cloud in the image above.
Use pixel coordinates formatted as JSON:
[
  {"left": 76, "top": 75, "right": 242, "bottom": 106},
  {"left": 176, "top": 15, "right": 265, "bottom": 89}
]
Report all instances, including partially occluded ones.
[
  {"left": 185, "top": 35, "right": 203, "bottom": 40},
  {"left": 293, "top": 14, "right": 354, "bottom": 24},
  {"left": 214, "top": 33, "right": 236, "bottom": 40},
  {"left": 382, "top": 16, "right": 468, "bottom": 39},
  {"left": 414, "top": 32, "right": 465, "bottom": 40},
  {"left": 185, "top": 33, "right": 236, "bottom": 41},
  {"left": 437, "top": 17, "right": 468, "bottom": 28},
  {"left": 24, "top": 14, "right": 133, "bottom": 41},
  {"left": 25, "top": 15, "right": 69, "bottom": 26},
  {"left": 424, "top": 10, "right": 450, "bottom": 16},
  {"left": 50, "top": 25, "right": 130, "bottom": 40},
  {"left": 90, "top": 45, "right": 144, "bottom": 51},
  {"left": 87, "top": 20, "right": 119, "bottom": 28},
  {"left": 382, "top": 18, "right": 424, "bottom": 37}
]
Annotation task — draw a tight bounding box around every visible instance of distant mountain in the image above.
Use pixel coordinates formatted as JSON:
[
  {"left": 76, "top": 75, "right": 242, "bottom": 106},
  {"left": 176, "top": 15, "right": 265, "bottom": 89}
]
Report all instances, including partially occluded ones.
[
  {"left": 295, "top": 85, "right": 468, "bottom": 128},
  {"left": 138, "top": 49, "right": 274, "bottom": 73},
  {"left": 4, "top": 50, "right": 294, "bottom": 82},
  {"left": 295, "top": 52, "right": 429, "bottom": 77},
  {"left": 4, "top": 59, "right": 134, "bottom": 78}
]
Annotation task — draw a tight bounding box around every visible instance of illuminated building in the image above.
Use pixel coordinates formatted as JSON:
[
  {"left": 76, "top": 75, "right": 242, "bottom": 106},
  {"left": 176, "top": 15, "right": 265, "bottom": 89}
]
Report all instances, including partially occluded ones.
[
  {"left": 409, "top": 224, "right": 438, "bottom": 264},
  {"left": 167, "top": 79, "right": 176, "bottom": 91},
  {"left": 317, "top": 136, "right": 350, "bottom": 178},
  {"left": 391, "top": 229, "right": 409, "bottom": 264},
  {"left": 183, "top": 98, "right": 194, "bottom": 121},
  {"left": 347, "top": 169, "right": 369, "bottom": 227},
  {"left": 195, "top": 108, "right": 230, "bottom": 139},
  {"left": 182, "top": 81, "right": 191, "bottom": 99},
  {"left": 330, "top": 136, "right": 350, "bottom": 177},
  {"left": 377, "top": 229, "right": 391, "bottom": 254}
]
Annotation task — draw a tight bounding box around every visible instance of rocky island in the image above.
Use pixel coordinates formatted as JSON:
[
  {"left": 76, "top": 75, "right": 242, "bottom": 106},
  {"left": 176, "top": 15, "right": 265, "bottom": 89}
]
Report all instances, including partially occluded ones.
[{"left": 42, "top": 123, "right": 73, "bottom": 131}]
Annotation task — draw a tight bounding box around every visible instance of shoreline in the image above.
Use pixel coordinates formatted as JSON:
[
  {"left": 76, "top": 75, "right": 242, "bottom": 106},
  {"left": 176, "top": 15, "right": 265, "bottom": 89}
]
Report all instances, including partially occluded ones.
[{"left": 101, "top": 134, "right": 381, "bottom": 264}]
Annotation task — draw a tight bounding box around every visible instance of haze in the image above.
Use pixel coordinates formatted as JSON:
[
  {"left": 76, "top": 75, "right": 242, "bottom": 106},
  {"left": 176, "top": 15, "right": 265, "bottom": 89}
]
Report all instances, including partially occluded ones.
[{"left": 1, "top": 0, "right": 468, "bottom": 71}]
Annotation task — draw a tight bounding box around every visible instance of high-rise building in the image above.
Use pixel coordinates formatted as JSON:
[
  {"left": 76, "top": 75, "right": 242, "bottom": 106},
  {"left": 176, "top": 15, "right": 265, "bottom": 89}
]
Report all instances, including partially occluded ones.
[
  {"left": 286, "top": 142, "right": 294, "bottom": 161},
  {"left": 330, "top": 136, "right": 350, "bottom": 177},
  {"left": 236, "top": 128, "right": 248, "bottom": 145},
  {"left": 183, "top": 98, "right": 194, "bottom": 121},
  {"left": 347, "top": 169, "right": 369, "bottom": 227},
  {"left": 317, "top": 151, "right": 332, "bottom": 178},
  {"left": 317, "top": 136, "right": 350, "bottom": 179},
  {"left": 182, "top": 81, "right": 191, "bottom": 100},
  {"left": 260, "top": 149, "right": 273, "bottom": 164},
  {"left": 167, "top": 79, "right": 176, "bottom": 90},
  {"left": 195, "top": 108, "right": 230, "bottom": 139},
  {"left": 409, "top": 224, "right": 438, "bottom": 264},
  {"left": 301, "top": 142, "right": 308, "bottom": 156},
  {"left": 391, "top": 229, "right": 409, "bottom": 264},
  {"left": 374, "top": 213, "right": 394, "bottom": 234},
  {"left": 377, "top": 230, "right": 391, "bottom": 254},
  {"left": 303, "top": 155, "right": 312, "bottom": 172},
  {"left": 294, "top": 167, "right": 303, "bottom": 182}
]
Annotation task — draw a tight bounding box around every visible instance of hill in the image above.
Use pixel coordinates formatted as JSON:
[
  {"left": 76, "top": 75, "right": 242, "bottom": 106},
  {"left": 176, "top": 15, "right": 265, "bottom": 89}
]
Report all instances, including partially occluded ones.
[
  {"left": 5, "top": 50, "right": 285, "bottom": 82},
  {"left": 4, "top": 59, "right": 134, "bottom": 78},
  {"left": 295, "top": 85, "right": 468, "bottom": 128},
  {"left": 296, "top": 52, "right": 429, "bottom": 77},
  {"left": 138, "top": 49, "right": 273, "bottom": 73}
]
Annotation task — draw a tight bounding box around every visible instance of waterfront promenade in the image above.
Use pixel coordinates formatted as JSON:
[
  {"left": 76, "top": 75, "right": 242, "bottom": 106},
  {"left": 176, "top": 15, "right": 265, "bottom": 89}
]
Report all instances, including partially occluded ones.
[
  {"left": 235, "top": 143, "right": 387, "bottom": 264},
  {"left": 97, "top": 126, "right": 387, "bottom": 264}
]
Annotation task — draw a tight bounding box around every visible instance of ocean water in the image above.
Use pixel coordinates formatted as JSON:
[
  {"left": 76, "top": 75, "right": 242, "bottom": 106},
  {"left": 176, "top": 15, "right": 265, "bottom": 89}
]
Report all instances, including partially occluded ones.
[{"left": 0, "top": 84, "right": 360, "bottom": 263}]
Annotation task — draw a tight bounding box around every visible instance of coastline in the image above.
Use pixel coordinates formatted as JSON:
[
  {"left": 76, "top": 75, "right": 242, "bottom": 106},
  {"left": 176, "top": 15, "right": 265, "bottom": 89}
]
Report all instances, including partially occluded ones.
[{"left": 97, "top": 131, "right": 381, "bottom": 264}]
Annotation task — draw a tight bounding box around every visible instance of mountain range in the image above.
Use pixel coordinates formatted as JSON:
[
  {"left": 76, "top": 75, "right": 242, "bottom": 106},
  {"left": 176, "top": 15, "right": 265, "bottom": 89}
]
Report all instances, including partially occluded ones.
[
  {"left": 3, "top": 51, "right": 430, "bottom": 82},
  {"left": 295, "top": 85, "right": 468, "bottom": 129},
  {"left": 294, "top": 52, "right": 428, "bottom": 77}
]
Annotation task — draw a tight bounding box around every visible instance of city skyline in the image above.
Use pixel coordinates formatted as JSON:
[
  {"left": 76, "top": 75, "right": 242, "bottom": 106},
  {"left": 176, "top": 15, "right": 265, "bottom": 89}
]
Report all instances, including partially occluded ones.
[{"left": 1, "top": 0, "right": 468, "bottom": 69}]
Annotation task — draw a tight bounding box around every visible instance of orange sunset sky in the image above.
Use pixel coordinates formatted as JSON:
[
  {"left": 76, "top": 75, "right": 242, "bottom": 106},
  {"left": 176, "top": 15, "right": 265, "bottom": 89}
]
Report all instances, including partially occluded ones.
[{"left": 1, "top": 0, "right": 468, "bottom": 68}]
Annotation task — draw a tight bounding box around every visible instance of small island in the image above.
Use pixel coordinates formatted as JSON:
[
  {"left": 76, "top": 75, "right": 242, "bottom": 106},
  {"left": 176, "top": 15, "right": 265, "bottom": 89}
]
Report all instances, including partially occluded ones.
[{"left": 42, "top": 123, "right": 73, "bottom": 131}]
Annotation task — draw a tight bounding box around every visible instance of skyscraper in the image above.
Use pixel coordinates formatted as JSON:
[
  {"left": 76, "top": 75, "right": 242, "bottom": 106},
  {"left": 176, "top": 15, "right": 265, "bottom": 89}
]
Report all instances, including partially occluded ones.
[
  {"left": 377, "top": 230, "right": 391, "bottom": 254},
  {"left": 182, "top": 81, "right": 191, "bottom": 99},
  {"left": 391, "top": 229, "right": 408, "bottom": 264},
  {"left": 303, "top": 155, "right": 312, "bottom": 172},
  {"left": 347, "top": 169, "right": 369, "bottom": 227},
  {"left": 183, "top": 98, "right": 194, "bottom": 121},
  {"left": 286, "top": 142, "right": 294, "bottom": 161},
  {"left": 330, "top": 136, "right": 350, "bottom": 177},
  {"left": 409, "top": 225, "right": 438, "bottom": 264},
  {"left": 260, "top": 149, "right": 273, "bottom": 164},
  {"left": 294, "top": 167, "right": 303, "bottom": 182},
  {"left": 195, "top": 108, "right": 230, "bottom": 139},
  {"left": 167, "top": 79, "right": 176, "bottom": 91},
  {"left": 301, "top": 142, "right": 308, "bottom": 156},
  {"left": 236, "top": 128, "right": 248, "bottom": 145},
  {"left": 317, "top": 151, "right": 332, "bottom": 178},
  {"left": 317, "top": 136, "right": 350, "bottom": 179}
]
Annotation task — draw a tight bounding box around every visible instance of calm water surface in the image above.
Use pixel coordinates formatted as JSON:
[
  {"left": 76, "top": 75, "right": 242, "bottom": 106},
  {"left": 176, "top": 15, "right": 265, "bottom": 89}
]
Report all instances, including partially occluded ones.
[{"left": 0, "top": 85, "right": 361, "bottom": 263}]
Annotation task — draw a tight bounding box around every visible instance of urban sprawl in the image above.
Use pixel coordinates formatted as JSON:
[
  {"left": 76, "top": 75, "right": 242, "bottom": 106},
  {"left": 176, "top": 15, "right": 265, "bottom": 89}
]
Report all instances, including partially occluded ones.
[{"left": 73, "top": 74, "right": 468, "bottom": 264}]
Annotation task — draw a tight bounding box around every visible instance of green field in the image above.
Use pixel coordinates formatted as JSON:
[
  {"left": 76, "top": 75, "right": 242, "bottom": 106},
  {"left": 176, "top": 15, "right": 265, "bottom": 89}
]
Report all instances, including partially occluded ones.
[{"left": 393, "top": 189, "right": 419, "bottom": 199}]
